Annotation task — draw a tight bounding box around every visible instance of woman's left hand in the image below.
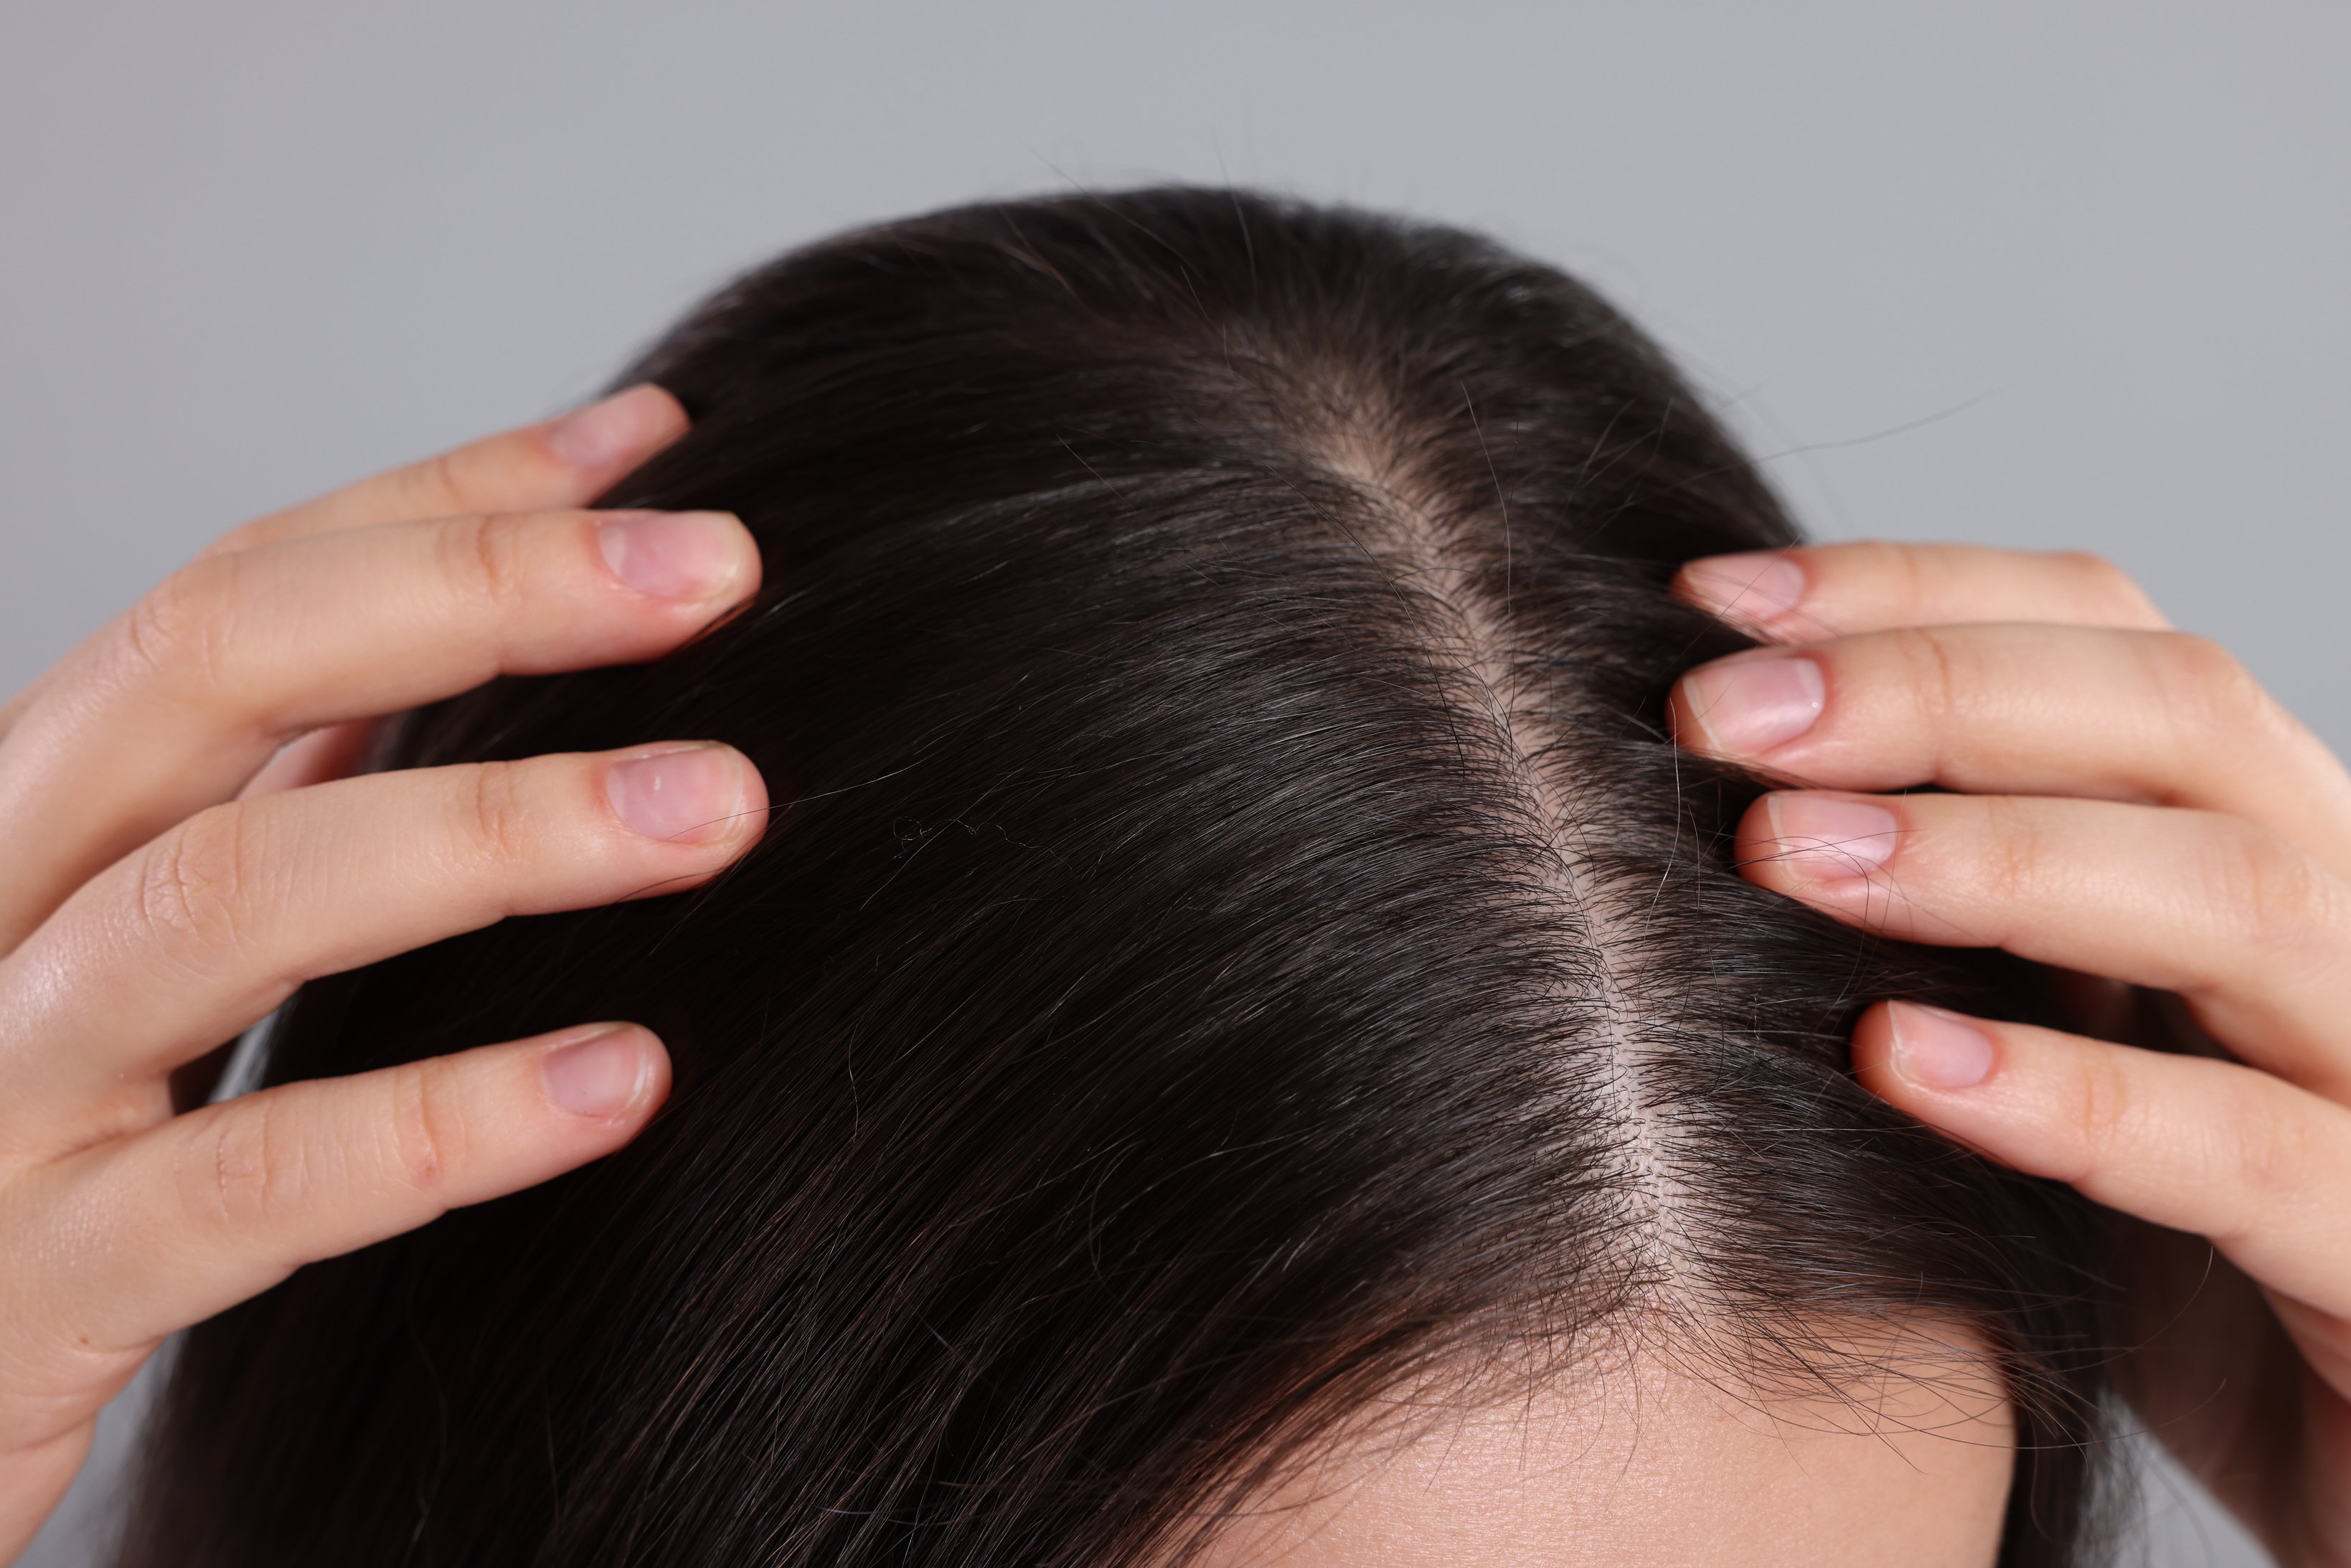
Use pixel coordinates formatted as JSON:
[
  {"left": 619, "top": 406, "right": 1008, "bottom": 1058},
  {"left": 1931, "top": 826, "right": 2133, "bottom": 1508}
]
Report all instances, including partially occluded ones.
[{"left": 1670, "top": 542, "right": 2351, "bottom": 1568}]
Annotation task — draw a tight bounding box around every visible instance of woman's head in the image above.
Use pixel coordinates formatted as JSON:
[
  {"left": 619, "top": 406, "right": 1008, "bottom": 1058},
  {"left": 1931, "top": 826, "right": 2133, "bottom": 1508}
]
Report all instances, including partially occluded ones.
[{"left": 123, "top": 189, "right": 2115, "bottom": 1566}]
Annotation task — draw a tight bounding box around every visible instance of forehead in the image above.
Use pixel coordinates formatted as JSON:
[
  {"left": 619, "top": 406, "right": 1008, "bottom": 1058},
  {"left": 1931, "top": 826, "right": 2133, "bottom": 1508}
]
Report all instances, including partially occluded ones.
[{"left": 1187, "top": 1330, "right": 2015, "bottom": 1568}]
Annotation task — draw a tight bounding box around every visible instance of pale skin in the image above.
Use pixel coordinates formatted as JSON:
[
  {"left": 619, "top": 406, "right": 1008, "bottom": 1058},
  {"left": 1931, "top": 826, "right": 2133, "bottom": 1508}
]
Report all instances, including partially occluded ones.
[
  {"left": 1669, "top": 544, "right": 2351, "bottom": 1566},
  {"left": 1192, "top": 1331, "right": 2018, "bottom": 1568},
  {"left": 0, "top": 386, "right": 771, "bottom": 1562},
  {"left": 1196, "top": 541, "right": 2351, "bottom": 1566},
  {"left": 0, "top": 401, "right": 2340, "bottom": 1564}
]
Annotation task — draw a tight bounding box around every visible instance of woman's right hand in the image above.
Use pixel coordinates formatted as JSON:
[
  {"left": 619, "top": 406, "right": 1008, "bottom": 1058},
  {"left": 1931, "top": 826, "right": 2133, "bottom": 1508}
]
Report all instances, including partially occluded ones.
[
  {"left": 0, "top": 386, "right": 770, "bottom": 1564},
  {"left": 1671, "top": 542, "right": 2351, "bottom": 1564}
]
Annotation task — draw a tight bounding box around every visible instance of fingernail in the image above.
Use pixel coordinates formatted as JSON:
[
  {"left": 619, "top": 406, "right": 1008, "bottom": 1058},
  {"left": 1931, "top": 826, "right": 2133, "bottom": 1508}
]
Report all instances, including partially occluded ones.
[
  {"left": 1888, "top": 1003, "right": 1995, "bottom": 1090},
  {"left": 606, "top": 744, "right": 749, "bottom": 844},
  {"left": 1680, "top": 654, "right": 1826, "bottom": 754},
  {"left": 541, "top": 1024, "right": 651, "bottom": 1117},
  {"left": 596, "top": 511, "right": 749, "bottom": 601},
  {"left": 547, "top": 384, "right": 674, "bottom": 468},
  {"left": 1682, "top": 552, "right": 1806, "bottom": 623},
  {"left": 1766, "top": 793, "right": 1900, "bottom": 879}
]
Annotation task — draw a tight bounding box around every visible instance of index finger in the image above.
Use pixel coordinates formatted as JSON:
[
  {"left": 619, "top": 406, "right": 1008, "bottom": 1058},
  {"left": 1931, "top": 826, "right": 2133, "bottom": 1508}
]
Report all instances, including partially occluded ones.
[
  {"left": 0, "top": 386, "right": 691, "bottom": 806},
  {"left": 206, "top": 383, "right": 689, "bottom": 555},
  {"left": 1674, "top": 542, "right": 2171, "bottom": 642}
]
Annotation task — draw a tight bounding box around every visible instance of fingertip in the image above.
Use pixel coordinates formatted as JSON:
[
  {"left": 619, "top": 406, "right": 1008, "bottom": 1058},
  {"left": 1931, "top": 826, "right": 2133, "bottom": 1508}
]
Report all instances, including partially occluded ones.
[
  {"left": 1664, "top": 671, "right": 1710, "bottom": 753},
  {"left": 537, "top": 1022, "right": 669, "bottom": 1123},
  {"left": 1850, "top": 1000, "right": 1903, "bottom": 1088},
  {"left": 1728, "top": 793, "right": 1778, "bottom": 874},
  {"left": 733, "top": 750, "right": 773, "bottom": 852},
  {"left": 1852, "top": 1003, "right": 2013, "bottom": 1164},
  {"left": 1675, "top": 550, "right": 1809, "bottom": 635},
  {"left": 603, "top": 742, "right": 769, "bottom": 851},
  {"left": 1860, "top": 1001, "right": 1999, "bottom": 1107},
  {"left": 545, "top": 384, "right": 691, "bottom": 473},
  {"left": 593, "top": 509, "right": 759, "bottom": 608},
  {"left": 1862, "top": 1006, "right": 1993, "bottom": 1090},
  {"left": 1671, "top": 651, "right": 1827, "bottom": 759},
  {"left": 1740, "top": 791, "right": 1902, "bottom": 887}
]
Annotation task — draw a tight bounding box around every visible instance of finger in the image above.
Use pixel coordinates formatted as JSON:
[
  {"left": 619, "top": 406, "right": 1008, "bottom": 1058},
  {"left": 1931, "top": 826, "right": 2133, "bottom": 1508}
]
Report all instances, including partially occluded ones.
[
  {"left": 0, "top": 744, "right": 765, "bottom": 1151},
  {"left": 1671, "top": 625, "right": 2351, "bottom": 879},
  {"left": 1738, "top": 790, "right": 2351, "bottom": 1099},
  {"left": 205, "top": 383, "right": 689, "bottom": 554},
  {"left": 0, "top": 387, "right": 690, "bottom": 750},
  {"left": 0, "top": 506, "right": 758, "bottom": 949},
  {"left": 12, "top": 1023, "right": 668, "bottom": 1360},
  {"left": 1854, "top": 1003, "right": 2351, "bottom": 1333},
  {"left": 1674, "top": 542, "right": 2169, "bottom": 642}
]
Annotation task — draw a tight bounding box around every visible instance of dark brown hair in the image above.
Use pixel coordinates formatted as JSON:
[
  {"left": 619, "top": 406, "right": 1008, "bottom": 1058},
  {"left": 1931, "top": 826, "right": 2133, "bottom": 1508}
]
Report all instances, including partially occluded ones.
[{"left": 121, "top": 188, "right": 2118, "bottom": 1567}]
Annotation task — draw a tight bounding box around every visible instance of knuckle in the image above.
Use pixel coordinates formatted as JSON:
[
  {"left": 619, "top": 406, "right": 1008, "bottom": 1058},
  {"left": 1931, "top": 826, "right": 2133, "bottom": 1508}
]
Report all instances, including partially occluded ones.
[
  {"left": 435, "top": 511, "right": 534, "bottom": 620},
  {"left": 2148, "top": 632, "right": 2261, "bottom": 741},
  {"left": 135, "top": 806, "right": 261, "bottom": 960},
  {"left": 2216, "top": 1085, "right": 2309, "bottom": 1239},
  {"left": 114, "top": 557, "right": 240, "bottom": 694},
  {"left": 1888, "top": 625, "right": 1967, "bottom": 729},
  {"left": 384, "top": 1058, "right": 469, "bottom": 1198},
  {"left": 2200, "top": 818, "right": 2332, "bottom": 940},
  {"left": 461, "top": 759, "right": 542, "bottom": 872},
  {"left": 2053, "top": 551, "right": 2159, "bottom": 623},
  {"left": 2202, "top": 820, "right": 2345, "bottom": 968},
  {"left": 2160, "top": 630, "right": 2256, "bottom": 703},
  {"left": 2142, "top": 633, "right": 2317, "bottom": 796},
  {"left": 405, "top": 449, "right": 469, "bottom": 519},
  {"left": 1973, "top": 796, "right": 2044, "bottom": 907},
  {"left": 2066, "top": 1047, "right": 2139, "bottom": 1182},
  {"left": 2202, "top": 822, "right": 2281, "bottom": 933},
  {"left": 1891, "top": 544, "right": 1931, "bottom": 618},
  {"left": 189, "top": 1097, "right": 298, "bottom": 1234},
  {"left": 1846, "top": 539, "right": 1923, "bottom": 609}
]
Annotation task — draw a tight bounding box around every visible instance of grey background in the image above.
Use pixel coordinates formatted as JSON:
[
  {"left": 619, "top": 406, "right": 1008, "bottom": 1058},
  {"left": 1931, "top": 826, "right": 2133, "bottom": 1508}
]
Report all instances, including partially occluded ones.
[{"left": 5, "top": 1, "right": 2337, "bottom": 1563}]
